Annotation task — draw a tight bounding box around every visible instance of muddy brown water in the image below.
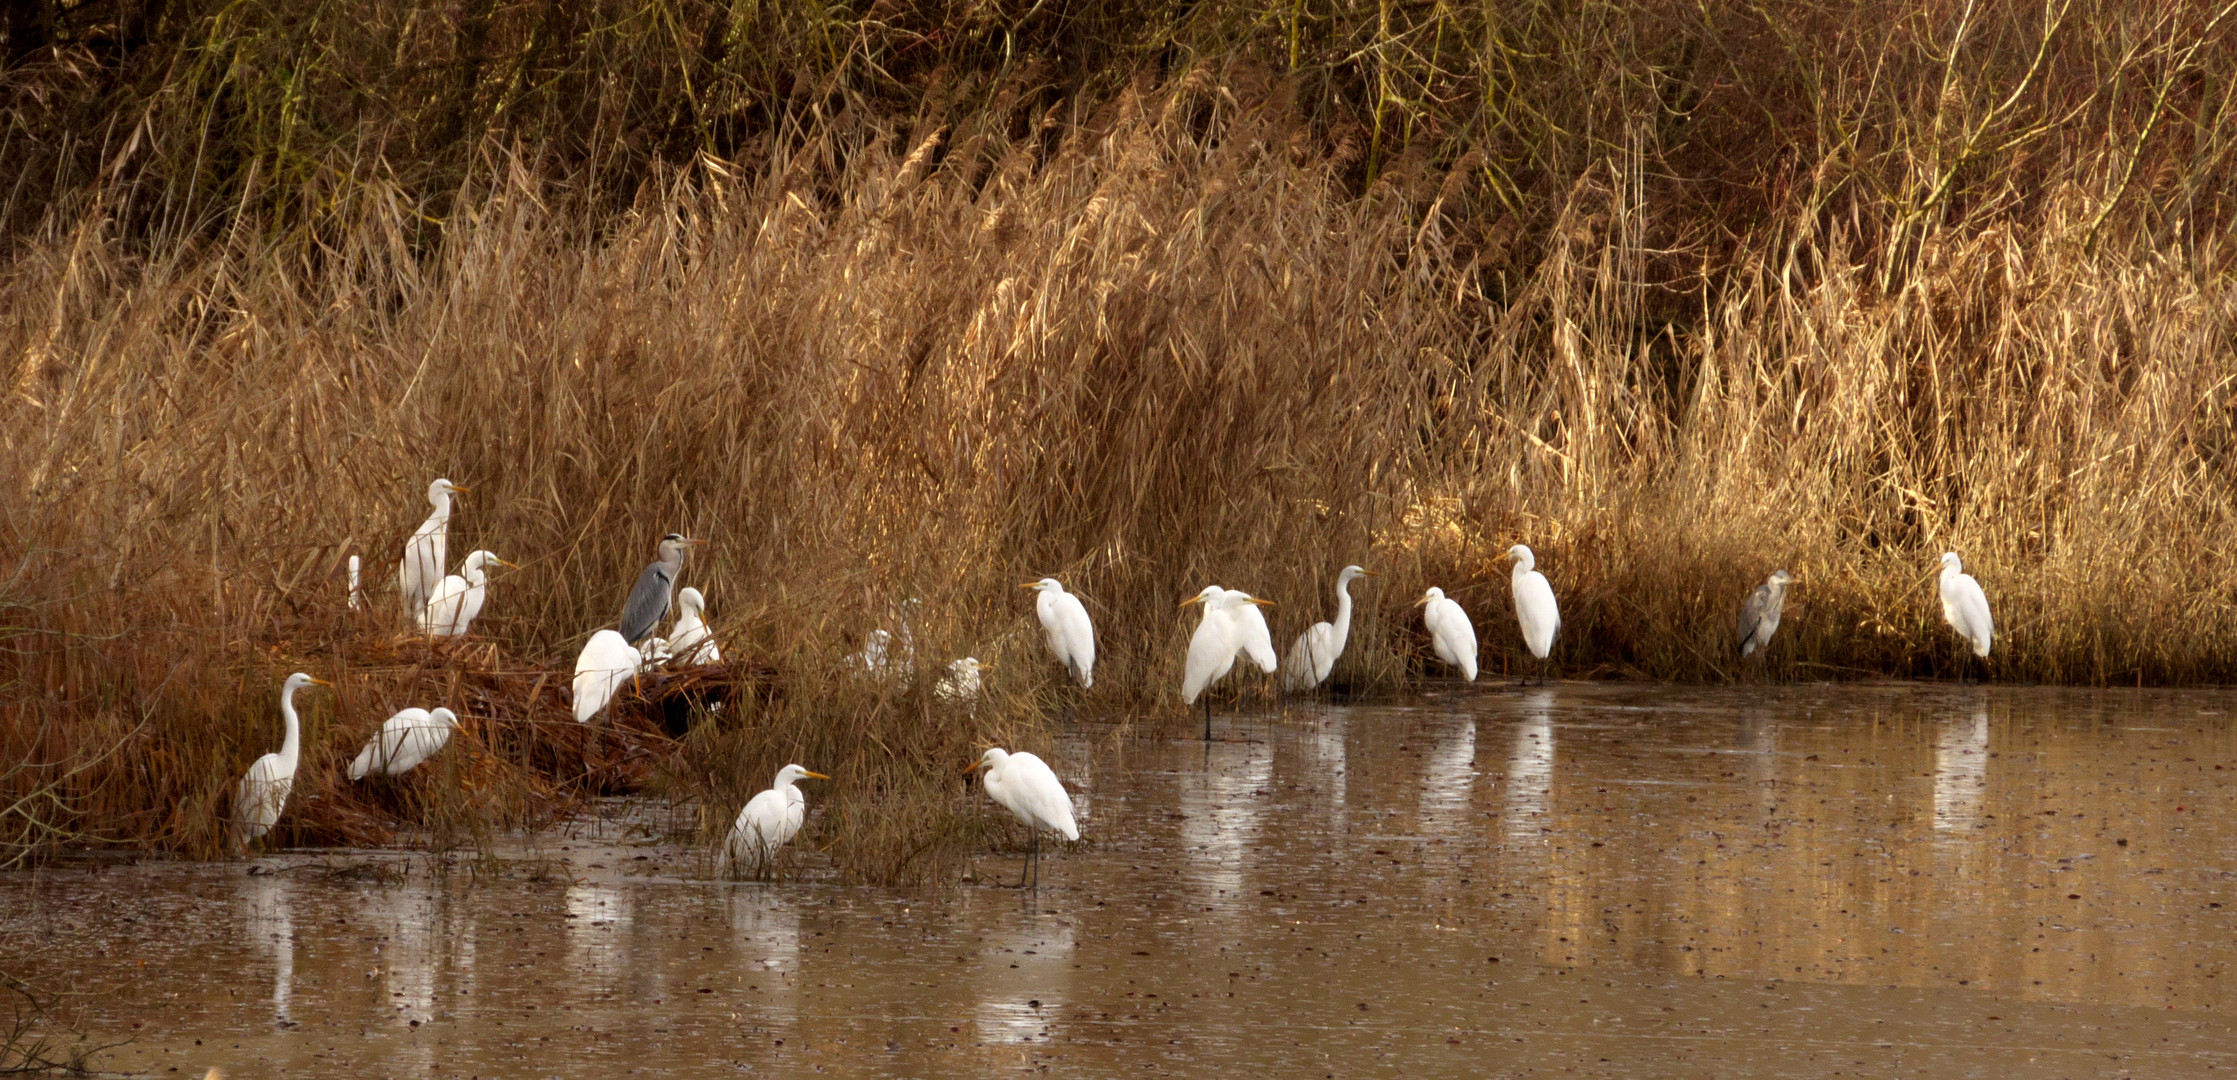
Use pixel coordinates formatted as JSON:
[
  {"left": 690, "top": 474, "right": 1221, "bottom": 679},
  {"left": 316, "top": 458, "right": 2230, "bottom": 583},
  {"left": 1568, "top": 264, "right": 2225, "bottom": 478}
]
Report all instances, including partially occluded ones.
[{"left": 7, "top": 683, "right": 2236, "bottom": 1077}]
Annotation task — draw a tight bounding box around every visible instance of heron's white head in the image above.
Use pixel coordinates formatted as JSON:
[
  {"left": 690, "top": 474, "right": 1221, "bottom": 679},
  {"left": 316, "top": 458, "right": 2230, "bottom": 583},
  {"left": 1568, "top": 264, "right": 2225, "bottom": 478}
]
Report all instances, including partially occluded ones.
[
  {"left": 1767, "top": 569, "right": 1795, "bottom": 587},
  {"left": 1416, "top": 586, "right": 1446, "bottom": 606},
  {"left": 431, "top": 707, "right": 460, "bottom": 727},
  {"left": 1180, "top": 585, "right": 1226, "bottom": 609},
  {"left": 867, "top": 628, "right": 891, "bottom": 645},
  {"left": 427, "top": 478, "right": 468, "bottom": 505},
  {"left": 949, "top": 657, "right": 985, "bottom": 675},
  {"left": 1505, "top": 544, "right": 1536, "bottom": 571},
  {"left": 1020, "top": 577, "right": 1065, "bottom": 593},
  {"left": 775, "top": 763, "right": 831, "bottom": 787},
  {"left": 678, "top": 587, "right": 707, "bottom": 615},
  {"left": 1940, "top": 551, "right": 1963, "bottom": 572}
]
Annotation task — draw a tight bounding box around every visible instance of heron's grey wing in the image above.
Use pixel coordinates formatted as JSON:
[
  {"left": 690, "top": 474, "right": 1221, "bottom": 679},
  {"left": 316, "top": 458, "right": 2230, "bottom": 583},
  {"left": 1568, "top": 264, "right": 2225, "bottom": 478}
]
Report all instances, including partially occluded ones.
[
  {"left": 618, "top": 563, "right": 675, "bottom": 643},
  {"left": 1737, "top": 584, "right": 1772, "bottom": 654}
]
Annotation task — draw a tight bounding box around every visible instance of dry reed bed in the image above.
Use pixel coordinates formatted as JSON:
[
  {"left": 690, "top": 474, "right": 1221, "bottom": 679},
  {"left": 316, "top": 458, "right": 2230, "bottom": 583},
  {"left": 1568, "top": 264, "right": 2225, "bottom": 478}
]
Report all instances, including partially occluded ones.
[{"left": 5, "top": 4, "right": 2237, "bottom": 871}]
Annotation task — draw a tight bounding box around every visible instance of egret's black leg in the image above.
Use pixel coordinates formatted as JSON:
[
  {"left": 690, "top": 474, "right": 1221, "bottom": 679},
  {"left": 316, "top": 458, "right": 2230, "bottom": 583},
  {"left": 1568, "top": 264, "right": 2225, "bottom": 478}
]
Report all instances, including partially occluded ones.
[{"left": 1203, "top": 697, "right": 1213, "bottom": 742}]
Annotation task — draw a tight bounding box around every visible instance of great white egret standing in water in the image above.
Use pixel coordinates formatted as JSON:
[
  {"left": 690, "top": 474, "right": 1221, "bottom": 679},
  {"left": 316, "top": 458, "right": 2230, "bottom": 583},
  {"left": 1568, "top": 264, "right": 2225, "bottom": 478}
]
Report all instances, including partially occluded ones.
[
  {"left": 419, "top": 550, "right": 516, "bottom": 637},
  {"left": 1179, "top": 587, "right": 1276, "bottom": 740},
  {"left": 1506, "top": 544, "right": 1561, "bottom": 682},
  {"left": 348, "top": 708, "right": 460, "bottom": 779},
  {"left": 668, "top": 587, "right": 721, "bottom": 665},
  {"left": 1023, "top": 578, "right": 1095, "bottom": 688},
  {"left": 1417, "top": 587, "right": 1479, "bottom": 681},
  {"left": 397, "top": 479, "right": 467, "bottom": 616},
  {"left": 1736, "top": 570, "right": 1796, "bottom": 660},
  {"left": 968, "top": 747, "right": 1079, "bottom": 888},
  {"left": 721, "top": 764, "right": 829, "bottom": 876},
  {"left": 619, "top": 533, "right": 705, "bottom": 644},
  {"left": 1284, "top": 565, "right": 1375, "bottom": 693},
  {"left": 236, "top": 673, "right": 331, "bottom": 847},
  {"left": 1938, "top": 551, "right": 1994, "bottom": 679},
  {"left": 573, "top": 630, "right": 644, "bottom": 723}
]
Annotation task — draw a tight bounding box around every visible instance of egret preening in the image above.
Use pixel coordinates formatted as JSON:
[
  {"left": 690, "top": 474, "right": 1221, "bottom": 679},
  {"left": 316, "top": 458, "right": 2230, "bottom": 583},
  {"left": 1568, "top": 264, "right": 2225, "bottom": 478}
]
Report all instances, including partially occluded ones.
[
  {"left": 969, "top": 748, "right": 1079, "bottom": 888},
  {"left": 1179, "top": 587, "right": 1276, "bottom": 740},
  {"left": 619, "top": 533, "right": 705, "bottom": 645},
  {"left": 236, "top": 673, "right": 330, "bottom": 847},
  {"left": 348, "top": 708, "right": 460, "bottom": 779},
  {"left": 1418, "top": 587, "right": 1479, "bottom": 681},
  {"left": 419, "top": 550, "right": 516, "bottom": 637},
  {"left": 1023, "top": 579, "right": 1095, "bottom": 689},
  {"left": 1506, "top": 544, "right": 1561, "bottom": 682},
  {"left": 397, "top": 479, "right": 467, "bottom": 617},
  {"left": 573, "top": 630, "right": 643, "bottom": 723},
  {"left": 669, "top": 587, "right": 721, "bottom": 665},
  {"left": 721, "top": 764, "right": 829, "bottom": 875},
  {"left": 1284, "top": 565, "right": 1375, "bottom": 693},
  {"left": 936, "top": 658, "right": 987, "bottom": 707},
  {"left": 1736, "top": 570, "right": 1796, "bottom": 660},
  {"left": 347, "top": 555, "right": 362, "bottom": 611},
  {"left": 1938, "top": 551, "right": 1994, "bottom": 677}
]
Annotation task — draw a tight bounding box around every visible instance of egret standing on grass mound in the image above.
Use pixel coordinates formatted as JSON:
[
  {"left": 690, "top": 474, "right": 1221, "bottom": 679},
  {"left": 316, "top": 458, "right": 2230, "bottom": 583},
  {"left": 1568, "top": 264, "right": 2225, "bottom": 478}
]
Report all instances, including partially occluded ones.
[
  {"left": 1736, "top": 569, "right": 1796, "bottom": 659},
  {"left": 348, "top": 707, "right": 460, "bottom": 779},
  {"left": 721, "top": 764, "right": 829, "bottom": 874},
  {"left": 1507, "top": 545, "right": 1562, "bottom": 682},
  {"left": 668, "top": 587, "right": 721, "bottom": 665},
  {"left": 1285, "top": 565, "right": 1375, "bottom": 693},
  {"left": 419, "top": 550, "right": 516, "bottom": 637},
  {"left": 1179, "top": 587, "right": 1277, "bottom": 740},
  {"left": 619, "top": 533, "right": 705, "bottom": 645},
  {"left": 1418, "top": 587, "right": 1479, "bottom": 681},
  {"left": 397, "top": 479, "right": 467, "bottom": 616},
  {"left": 969, "top": 748, "right": 1079, "bottom": 888},
  {"left": 236, "top": 673, "right": 331, "bottom": 847},
  {"left": 1938, "top": 551, "right": 1994, "bottom": 677},
  {"left": 1023, "top": 578, "right": 1095, "bottom": 689},
  {"left": 573, "top": 630, "right": 644, "bottom": 723}
]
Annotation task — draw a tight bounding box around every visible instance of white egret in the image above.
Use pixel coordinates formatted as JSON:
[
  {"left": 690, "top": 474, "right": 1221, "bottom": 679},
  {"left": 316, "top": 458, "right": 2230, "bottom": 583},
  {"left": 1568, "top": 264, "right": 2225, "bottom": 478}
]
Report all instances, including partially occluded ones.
[
  {"left": 1736, "top": 569, "right": 1796, "bottom": 659},
  {"left": 1417, "top": 587, "right": 1479, "bottom": 681},
  {"left": 397, "top": 479, "right": 467, "bottom": 616},
  {"left": 1283, "top": 565, "right": 1375, "bottom": 693},
  {"left": 720, "top": 764, "right": 830, "bottom": 875},
  {"left": 936, "top": 657, "right": 988, "bottom": 706},
  {"left": 572, "top": 630, "right": 643, "bottom": 723},
  {"left": 969, "top": 747, "right": 1079, "bottom": 888},
  {"left": 1022, "top": 578, "right": 1095, "bottom": 689},
  {"left": 418, "top": 550, "right": 516, "bottom": 637},
  {"left": 347, "top": 708, "right": 460, "bottom": 780},
  {"left": 1938, "top": 551, "right": 1994, "bottom": 677},
  {"left": 1506, "top": 544, "right": 1561, "bottom": 681},
  {"left": 1225, "top": 589, "right": 1280, "bottom": 675},
  {"left": 347, "top": 555, "right": 362, "bottom": 611},
  {"left": 236, "top": 673, "right": 330, "bottom": 847},
  {"left": 1179, "top": 587, "right": 1276, "bottom": 740},
  {"left": 619, "top": 533, "right": 705, "bottom": 644},
  {"left": 848, "top": 628, "right": 897, "bottom": 680},
  {"left": 668, "top": 587, "right": 721, "bottom": 665}
]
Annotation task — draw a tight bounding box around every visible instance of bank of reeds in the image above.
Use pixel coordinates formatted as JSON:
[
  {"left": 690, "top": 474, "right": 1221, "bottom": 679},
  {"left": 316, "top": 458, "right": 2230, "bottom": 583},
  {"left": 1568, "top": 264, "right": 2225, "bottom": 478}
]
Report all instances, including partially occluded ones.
[{"left": 4, "top": 0, "right": 2237, "bottom": 871}]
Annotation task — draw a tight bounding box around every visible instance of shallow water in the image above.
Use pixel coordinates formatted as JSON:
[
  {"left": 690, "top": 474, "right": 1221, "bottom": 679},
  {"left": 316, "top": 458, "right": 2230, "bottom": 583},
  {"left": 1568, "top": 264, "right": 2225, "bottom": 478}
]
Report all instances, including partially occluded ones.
[{"left": 8, "top": 683, "right": 2237, "bottom": 1077}]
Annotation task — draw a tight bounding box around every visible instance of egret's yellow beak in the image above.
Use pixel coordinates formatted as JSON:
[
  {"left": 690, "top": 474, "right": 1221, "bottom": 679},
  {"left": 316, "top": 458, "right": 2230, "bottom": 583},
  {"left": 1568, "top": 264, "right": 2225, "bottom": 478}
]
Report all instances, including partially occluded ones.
[
  {"left": 1179, "top": 595, "right": 1204, "bottom": 608},
  {"left": 978, "top": 661, "right": 995, "bottom": 670},
  {"left": 961, "top": 760, "right": 984, "bottom": 774},
  {"left": 802, "top": 770, "right": 831, "bottom": 781},
  {"left": 309, "top": 676, "right": 335, "bottom": 686},
  {"left": 1414, "top": 594, "right": 1432, "bottom": 606},
  {"left": 494, "top": 558, "right": 521, "bottom": 570},
  {"left": 1249, "top": 598, "right": 1276, "bottom": 607},
  {"left": 1019, "top": 582, "right": 1040, "bottom": 589},
  {"left": 450, "top": 484, "right": 472, "bottom": 494},
  {"left": 1362, "top": 569, "right": 1382, "bottom": 576}
]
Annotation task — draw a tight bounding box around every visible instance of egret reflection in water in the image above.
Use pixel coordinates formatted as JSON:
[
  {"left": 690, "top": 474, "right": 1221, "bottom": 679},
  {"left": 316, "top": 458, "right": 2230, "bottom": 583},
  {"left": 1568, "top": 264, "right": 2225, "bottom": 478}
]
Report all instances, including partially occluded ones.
[
  {"left": 1418, "top": 716, "right": 1478, "bottom": 835},
  {"left": 972, "top": 911, "right": 1076, "bottom": 1045},
  {"left": 1179, "top": 739, "right": 1273, "bottom": 901},
  {"left": 241, "top": 872, "right": 295, "bottom": 1024},
  {"left": 1935, "top": 706, "right": 1992, "bottom": 836},
  {"left": 1503, "top": 693, "right": 1557, "bottom": 850}
]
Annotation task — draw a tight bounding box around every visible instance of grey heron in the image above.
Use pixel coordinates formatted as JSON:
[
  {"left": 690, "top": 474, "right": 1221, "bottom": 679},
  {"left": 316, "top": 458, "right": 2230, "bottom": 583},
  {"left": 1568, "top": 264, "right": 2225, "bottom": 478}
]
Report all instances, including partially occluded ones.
[
  {"left": 1736, "top": 569, "right": 1796, "bottom": 659},
  {"left": 618, "top": 533, "right": 705, "bottom": 644}
]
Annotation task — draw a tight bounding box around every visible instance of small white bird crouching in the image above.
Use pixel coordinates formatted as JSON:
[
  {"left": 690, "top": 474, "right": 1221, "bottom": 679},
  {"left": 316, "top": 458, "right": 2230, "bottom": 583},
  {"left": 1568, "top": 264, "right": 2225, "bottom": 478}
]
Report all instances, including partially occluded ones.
[{"left": 348, "top": 707, "right": 460, "bottom": 780}]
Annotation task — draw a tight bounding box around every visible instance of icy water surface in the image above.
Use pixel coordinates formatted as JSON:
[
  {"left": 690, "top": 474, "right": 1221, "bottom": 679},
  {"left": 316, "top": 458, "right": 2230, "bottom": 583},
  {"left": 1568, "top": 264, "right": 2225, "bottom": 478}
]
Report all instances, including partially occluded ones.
[{"left": 8, "top": 683, "right": 2237, "bottom": 1077}]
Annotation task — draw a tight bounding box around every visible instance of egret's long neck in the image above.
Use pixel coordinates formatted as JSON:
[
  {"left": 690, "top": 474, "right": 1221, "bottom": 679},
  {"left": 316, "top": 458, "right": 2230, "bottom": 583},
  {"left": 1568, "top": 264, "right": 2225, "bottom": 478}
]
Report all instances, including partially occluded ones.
[
  {"left": 429, "top": 492, "right": 452, "bottom": 523},
  {"left": 465, "top": 562, "right": 487, "bottom": 587},
  {"left": 1330, "top": 576, "right": 1356, "bottom": 652},
  {"left": 278, "top": 687, "right": 303, "bottom": 769}
]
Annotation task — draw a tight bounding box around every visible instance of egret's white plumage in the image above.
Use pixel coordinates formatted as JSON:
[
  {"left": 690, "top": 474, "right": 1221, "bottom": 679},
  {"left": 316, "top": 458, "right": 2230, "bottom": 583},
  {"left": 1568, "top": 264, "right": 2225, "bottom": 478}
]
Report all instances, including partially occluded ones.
[
  {"left": 236, "top": 673, "right": 329, "bottom": 845},
  {"left": 1180, "top": 586, "right": 1240, "bottom": 705},
  {"left": 1024, "top": 579, "right": 1095, "bottom": 688},
  {"left": 721, "top": 764, "right": 829, "bottom": 873},
  {"left": 971, "top": 747, "right": 1078, "bottom": 887},
  {"left": 1506, "top": 544, "right": 1561, "bottom": 662},
  {"left": 347, "top": 555, "right": 362, "bottom": 611},
  {"left": 848, "top": 629, "right": 897, "bottom": 680},
  {"left": 668, "top": 587, "right": 721, "bottom": 665},
  {"left": 397, "top": 479, "right": 466, "bottom": 616},
  {"left": 1284, "top": 565, "right": 1372, "bottom": 692},
  {"left": 1938, "top": 552, "right": 1994, "bottom": 658},
  {"left": 572, "top": 630, "right": 642, "bottom": 723},
  {"left": 1418, "top": 586, "right": 1479, "bottom": 681},
  {"left": 1225, "top": 589, "right": 1279, "bottom": 675},
  {"left": 419, "top": 550, "right": 514, "bottom": 637},
  {"left": 348, "top": 707, "right": 460, "bottom": 780},
  {"left": 936, "top": 658, "right": 986, "bottom": 705}
]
